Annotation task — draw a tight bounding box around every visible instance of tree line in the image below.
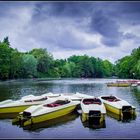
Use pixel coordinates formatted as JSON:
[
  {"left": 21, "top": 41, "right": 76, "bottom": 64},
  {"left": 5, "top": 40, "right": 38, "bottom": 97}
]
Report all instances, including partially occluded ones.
[
  {"left": 115, "top": 47, "right": 140, "bottom": 79},
  {"left": 0, "top": 37, "right": 140, "bottom": 80}
]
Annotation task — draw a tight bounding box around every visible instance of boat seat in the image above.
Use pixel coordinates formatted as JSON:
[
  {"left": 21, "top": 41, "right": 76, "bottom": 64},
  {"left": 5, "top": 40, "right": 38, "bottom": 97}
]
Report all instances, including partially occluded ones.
[
  {"left": 107, "top": 99, "right": 120, "bottom": 102},
  {"left": 113, "top": 99, "right": 120, "bottom": 102},
  {"left": 24, "top": 100, "right": 33, "bottom": 102},
  {"left": 107, "top": 99, "right": 114, "bottom": 102},
  {"left": 83, "top": 101, "right": 93, "bottom": 105},
  {"left": 94, "top": 102, "right": 101, "bottom": 105},
  {"left": 44, "top": 103, "right": 61, "bottom": 107}
]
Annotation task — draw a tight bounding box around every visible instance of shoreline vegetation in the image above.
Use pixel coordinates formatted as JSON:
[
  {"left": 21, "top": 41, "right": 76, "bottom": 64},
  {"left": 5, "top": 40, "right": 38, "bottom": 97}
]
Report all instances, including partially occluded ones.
[{"left": 0, "top": 36, "right": 140, "bottom": 81}]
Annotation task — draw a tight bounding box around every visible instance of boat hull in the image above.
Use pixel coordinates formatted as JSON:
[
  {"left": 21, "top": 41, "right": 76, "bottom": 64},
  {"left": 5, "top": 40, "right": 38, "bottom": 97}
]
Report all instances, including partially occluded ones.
[
  {"left": 107, "top": 110, "right": 136, "bottom": 121},
  {"left": 23, "top": 112, "right": 79, "bottom": 131},
  {"left": 21, "top": 105, "right": 77, "bottom": 126},
  {"left": 103, "top": 102, "right": 136, "bottom": 118},
  {"left": 81, "top": 112, "right": 105, "bottom": 124},
  {"left": 0, "top": 105, "right": 31, "bottom": 115},
  {"left": 107, "top": 83, "right": 130, "bottom": 87}
]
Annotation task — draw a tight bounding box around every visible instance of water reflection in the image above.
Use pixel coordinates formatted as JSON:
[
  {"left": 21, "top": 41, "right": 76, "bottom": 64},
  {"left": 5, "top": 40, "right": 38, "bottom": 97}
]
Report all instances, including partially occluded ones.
[
  {"left": 107, "top": 111, "right": 136, "bottom": 123},
  {"left": 20, "top": 112, "right": 79, "bottom": 132},
  {"left": 80, "top": 114, "right": 106, "bottom": 129},
  {"left": 0, "top": 78, "right": 115, "bottom": 101},
  {"left": 130, "top": 87, "right": 140, "bottom": 107},
  {"left": 0, "top": 113, "right": 18, "bottom": 119},
  {"left": 130, "top": 87, "right": 140, "bottom": 95}
]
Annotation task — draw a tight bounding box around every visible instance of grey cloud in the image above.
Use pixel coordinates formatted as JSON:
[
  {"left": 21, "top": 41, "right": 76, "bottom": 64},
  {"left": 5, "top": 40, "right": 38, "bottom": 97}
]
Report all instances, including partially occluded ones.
[
  {"left": 123, "top": 33, "right": 137, "bottom": 40},
  {"left": 33, "top": 2, "right": 140, "bottom": 24},
  {"left": 17, "top": 17, "right": 98, "bottom": 52},
  {"left": 33, "top": 2, "right": 93, "bottom": 18},
  {"left": 32, "top": 2, "right": 129, "bottom": 47},
  {"left": 90, "top": 11, "right": 123, "bottom": 46},
  {"left": 123, "top": 33, "right": 140, "bottom": 45},
  {"left": 101, "top": 37, "right": 121, "bottom": 47}
]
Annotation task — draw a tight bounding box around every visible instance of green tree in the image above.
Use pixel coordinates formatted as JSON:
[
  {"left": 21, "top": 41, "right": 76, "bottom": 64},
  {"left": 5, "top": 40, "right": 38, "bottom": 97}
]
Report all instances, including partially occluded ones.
[
  {"left": 9, "top": 49, "right": 23, "bottom": 79},
  {"left": 128, "top": 47, "right": 140, "bottom": 79},
  {"left": 3, "top": 36, "right": 10, "bottom": 46},
  {"left": 115, "top": 46, "right": 140, "bottom": 79},
  {"left": 103, "top": 60, "right": 114, "bottom": 77},
  {"left": 21, "top": 54, "right": 37, "bottom": 78},
  {"left": 115, "top": 56, "right": 132, "bottom": 78},
  {"left": 30, "top": 48, "right": 53, "bottom": 74},
  {"left": 0, "top": 42, "right": 13, "bottom": 80}
]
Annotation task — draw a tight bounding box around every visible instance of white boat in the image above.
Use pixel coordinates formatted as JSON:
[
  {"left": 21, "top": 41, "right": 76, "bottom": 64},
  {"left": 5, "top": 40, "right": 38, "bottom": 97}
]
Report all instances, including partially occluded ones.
[
  {"left": 131, "top": 83, "right": 138, "bottom": 87},
  {"left": 99, "top": 95, "right": 136, "bottom": 119},
  {"left": 60, "top": 92, "right": 94, "bottom": 101},
  {"left": 80, "top": 97, "right": 106, "bottom": 124},
  {"left": 12, "top": 95, "right": 80, "bottom": 126},
  {"left": 0, "top": 92, "right": 61, "bottom": 116}
]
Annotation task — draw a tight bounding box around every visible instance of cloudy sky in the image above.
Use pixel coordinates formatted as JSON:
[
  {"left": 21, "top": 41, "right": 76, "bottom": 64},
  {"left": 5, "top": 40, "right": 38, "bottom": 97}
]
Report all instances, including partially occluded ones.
[{"left": 0, "top": 1, "right": 140, "bottom": 63}]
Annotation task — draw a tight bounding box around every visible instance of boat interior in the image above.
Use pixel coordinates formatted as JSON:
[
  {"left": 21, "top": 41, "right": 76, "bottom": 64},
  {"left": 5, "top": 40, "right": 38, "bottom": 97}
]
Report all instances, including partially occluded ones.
[
  {"left": 43, "top": 100, "right": 71, "bottom": 107},
  {"left": 83, "top": 98, "right": 101, "bottom": 105},
  {"left": 101, "top": 96, "right": 120, "bottom": 102}
]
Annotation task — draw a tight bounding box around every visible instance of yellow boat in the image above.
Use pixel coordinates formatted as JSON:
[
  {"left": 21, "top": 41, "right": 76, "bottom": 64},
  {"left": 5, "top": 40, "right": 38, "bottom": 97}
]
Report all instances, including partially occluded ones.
[
  {"left": 80, "top": 97, "right": 106, "bottom": 124},
  {"left": 99, "top": 95, "right": 136, "bottom": 118},
  {"left": 23, "top": 112, "right": 79, "bottom": 131},
  {"left": 107, "top": 110, "right": 136, "bottom": 122},
  {"left": 107, "top": 82, "right": 130, "bottom": 87},
  {"left": 0, "top": 92, "right": 93, "bottom": 118},
  {"left": 12, "top": 96, "right": 80, "bottom": 127},
  {"left": 0, "top": 92, "right": 61, "bottom": 117}
]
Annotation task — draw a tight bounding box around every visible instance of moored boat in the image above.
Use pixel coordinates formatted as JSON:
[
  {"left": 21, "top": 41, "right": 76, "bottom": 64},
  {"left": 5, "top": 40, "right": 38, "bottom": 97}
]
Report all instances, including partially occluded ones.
[
  {"left": 23, "top": 112, "right": 79, "bottom": 131},
  {"left": 0, "top": 92, "right": 61, "bottom": 116},
  {"left": 80, "top": 97, "right": 106, "bottom": 124},
  {"left": 130, "top": 83, "right": 138, "bottom": 87},
  {"left": 99, "top": 95, "right": 136, "bottom": 119},
  {"left": 127, "top": 80, "right": 140, "bottom": 84},
  {"left": 12, "top": 96, "right": 80, "bottom": 126},
  {"left": 106, "top": 82, "right": 130, "bottom": 87},
  {"left": 107, "top": 110, "right": 136, "bottom": 122},
  {"left": 61, "top": 92, "right": 94, "bottom": 101}
]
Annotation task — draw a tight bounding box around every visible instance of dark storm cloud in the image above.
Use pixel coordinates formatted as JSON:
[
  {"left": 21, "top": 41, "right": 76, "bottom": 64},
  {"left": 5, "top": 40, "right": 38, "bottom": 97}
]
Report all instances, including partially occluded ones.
[
  {"left": 90, "top": 10, "right": 123, "bottom": 46},
  {"left": 33, "top": 2, "right": 93, "bottom": 18},
  {"left": 33, "top": 2, "right": 140, "bottom": 20},
  {"left": 31, "top": 2, "right": 140, "bottom": 47}
]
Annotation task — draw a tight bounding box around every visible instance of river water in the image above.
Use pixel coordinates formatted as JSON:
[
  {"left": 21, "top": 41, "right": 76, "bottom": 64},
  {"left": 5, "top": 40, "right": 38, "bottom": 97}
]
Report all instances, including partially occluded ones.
[{"left": 0, "top": 78, "right": 140, "bottom": 139}]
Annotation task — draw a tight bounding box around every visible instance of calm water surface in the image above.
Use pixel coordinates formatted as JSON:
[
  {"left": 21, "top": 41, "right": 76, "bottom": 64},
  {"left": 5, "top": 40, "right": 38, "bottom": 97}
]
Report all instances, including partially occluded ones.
[{"left": 0, "top": 78, "right": 140, "bottom": 139}]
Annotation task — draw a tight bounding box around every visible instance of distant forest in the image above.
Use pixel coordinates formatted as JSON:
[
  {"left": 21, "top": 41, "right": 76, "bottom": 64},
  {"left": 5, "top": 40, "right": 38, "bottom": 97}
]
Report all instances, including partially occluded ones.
[{"left": 0, "top": 37, "right": 140, "bottom": 80}]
